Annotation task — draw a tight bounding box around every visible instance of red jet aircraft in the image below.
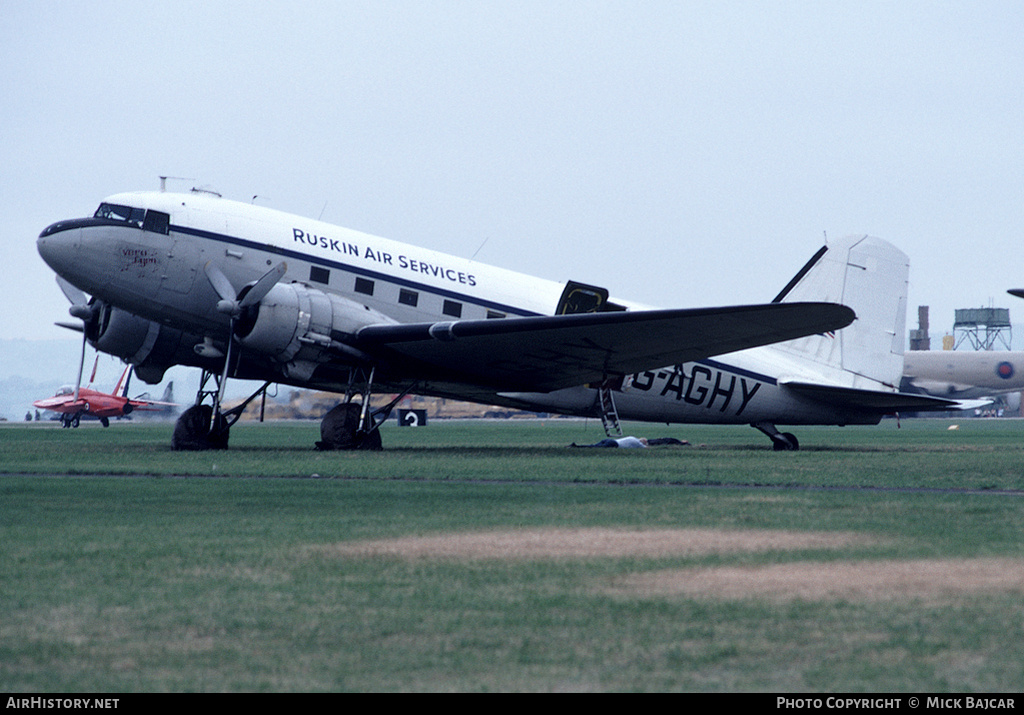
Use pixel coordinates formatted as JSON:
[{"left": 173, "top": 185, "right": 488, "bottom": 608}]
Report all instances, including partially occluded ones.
[{"left": 34, "top": 362, "right": 176, "bottom": 428}]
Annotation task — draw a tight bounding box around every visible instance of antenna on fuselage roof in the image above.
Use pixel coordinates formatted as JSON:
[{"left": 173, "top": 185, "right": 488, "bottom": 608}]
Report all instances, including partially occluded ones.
[
  {"left": 190, "top": 186, "right": 222, "bottom": 198},
  {"left": 470, "top": 236, "right": 490, "bottom": 261},
  {"left": 158, "top": 176, "right": 194, "bottom": 192}
]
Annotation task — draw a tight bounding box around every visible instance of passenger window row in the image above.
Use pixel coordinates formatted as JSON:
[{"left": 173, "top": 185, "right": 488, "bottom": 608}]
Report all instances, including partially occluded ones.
[{"left": 308, "top": 266, "right": 506, "bottom": 320}]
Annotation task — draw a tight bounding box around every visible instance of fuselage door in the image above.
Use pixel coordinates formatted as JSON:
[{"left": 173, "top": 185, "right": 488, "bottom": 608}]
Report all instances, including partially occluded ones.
[{"left": 556, "top": 280, "right": 626, "bottom": 315}]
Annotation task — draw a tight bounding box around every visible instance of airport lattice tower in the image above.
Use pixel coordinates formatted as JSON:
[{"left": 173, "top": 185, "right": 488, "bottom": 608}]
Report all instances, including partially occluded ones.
[{"left": 953, "top": 307, "right": 1012, "bottom": 350}]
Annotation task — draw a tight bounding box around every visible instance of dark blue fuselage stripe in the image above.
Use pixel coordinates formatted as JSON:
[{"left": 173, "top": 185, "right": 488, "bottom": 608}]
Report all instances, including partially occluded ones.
[{"left": 172, "top": 223, "right": 543, "bottom": 318}]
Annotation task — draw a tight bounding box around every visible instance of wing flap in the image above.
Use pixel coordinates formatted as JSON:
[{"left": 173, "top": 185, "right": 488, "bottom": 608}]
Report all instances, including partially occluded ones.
[
  {"left": 354, "top": 302, "right": 854, "bottom": 391},
  {"left": 781, "top": 380, "right": 964, "bottom": 412}
]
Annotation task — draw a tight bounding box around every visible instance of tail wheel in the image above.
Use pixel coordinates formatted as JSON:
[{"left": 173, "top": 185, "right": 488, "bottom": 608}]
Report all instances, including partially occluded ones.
[{"left": 772, "top": 432, "right": 800, "bottom": 451}]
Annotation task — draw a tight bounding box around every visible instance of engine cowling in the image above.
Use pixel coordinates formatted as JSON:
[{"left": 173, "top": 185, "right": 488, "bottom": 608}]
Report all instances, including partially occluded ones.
[
  {"left": 235, "top": 282, "right": 397, "bottom": 366},
  {"left": 84, "top": 301, "right": 208, "bottom": 384},
  {"left": 88, "top": 302, "right": 155, "bottom": 358}
]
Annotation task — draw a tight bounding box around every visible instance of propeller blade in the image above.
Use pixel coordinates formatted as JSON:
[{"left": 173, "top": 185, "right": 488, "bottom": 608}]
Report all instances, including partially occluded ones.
[
  {"left": 73, "top": 332, "right": 87, "bottom": 403},
  {"left": 58, "top": 275, "right": 94, "bottom": 405},
  {"left": 217, "top": 320, "right": 235, "bottom": 407},
  {"left": 239, "top": 262, "right": 287, "bottom": 309},
  {"left": 204, "top": 261, "right": 239, "bottom": 304},
  {"left": 56, "top": 276, "right": 96, "bottom": 321},
  {"left": 56, "top": 276, "right": 88, "bottom": 307}
]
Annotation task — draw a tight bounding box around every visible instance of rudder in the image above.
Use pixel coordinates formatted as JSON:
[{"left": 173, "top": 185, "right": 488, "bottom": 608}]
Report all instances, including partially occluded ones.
[{"left": 770, "top": 235, "right": 908, "bottom": 389}]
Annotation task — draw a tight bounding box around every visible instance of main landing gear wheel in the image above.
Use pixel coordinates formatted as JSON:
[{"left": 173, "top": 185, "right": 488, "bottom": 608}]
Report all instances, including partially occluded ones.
[
  {"left": 316, "top": 403, "right": 382, "bottom": 451},
  {"left": 314, "top": 370, "right": 416, "bottom": 451},
  {"left": 315, "top": 403, "right": 386, "bottom": 451},
  {"left": 172, "top": 405, "right": 229, "bottom": 451},
  {"left": 171, "top": 368, "right": 275, "bottom": 451}
]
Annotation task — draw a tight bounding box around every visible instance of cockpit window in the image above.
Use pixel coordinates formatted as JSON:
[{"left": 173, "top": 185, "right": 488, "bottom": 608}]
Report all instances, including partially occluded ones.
[
  {"left": 95, "top": 203, "right": 146, "bottom": 226},
  {"left": 143, "top": 210, "right": 170, "bottom": 234},
  {"left": 93, "top": 203, "right": 170, "bottom": 234}
]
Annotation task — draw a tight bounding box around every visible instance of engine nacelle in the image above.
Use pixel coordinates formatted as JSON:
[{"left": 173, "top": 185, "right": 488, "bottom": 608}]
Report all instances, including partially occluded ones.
[
  {"left": 235, "top": 282, "right": 397, "bottom": 365},
  {"left": 89, "top": 303, "right": 155, "bottom": 358},
  {"left": 85, "top": 301, "right": 208, "bottom": 384}
]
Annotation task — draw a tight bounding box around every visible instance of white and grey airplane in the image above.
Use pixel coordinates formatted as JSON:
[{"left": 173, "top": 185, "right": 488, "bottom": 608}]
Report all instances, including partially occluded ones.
[
  {"left": 36, "top": 189, "right": 959, "bottom": 450},
  {"left": 898, "top": 288, "right": 1024, "bottom": 405},
  {"left": 902, "top": 350, "right": 1024, "bottom": 402}
]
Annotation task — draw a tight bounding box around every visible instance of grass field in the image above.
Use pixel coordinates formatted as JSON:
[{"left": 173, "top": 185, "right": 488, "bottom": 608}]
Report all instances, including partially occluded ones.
[{"left": 2, "top": 417, "right": 1023, "bottom": 691}]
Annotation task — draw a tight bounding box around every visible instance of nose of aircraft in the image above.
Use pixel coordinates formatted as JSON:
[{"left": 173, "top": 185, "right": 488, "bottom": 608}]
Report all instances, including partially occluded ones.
[
  {"left": 37, "top": 222, "right": 77, "bottom": 275},
  {"left": 37, "top": 220, "right": 95, "bottom": 293}
]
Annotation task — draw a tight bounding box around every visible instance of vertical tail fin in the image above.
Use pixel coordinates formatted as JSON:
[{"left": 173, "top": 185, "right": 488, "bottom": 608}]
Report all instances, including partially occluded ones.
[
  {"left": 771, "top": 235, "right": 908, "bottom": 389},
  {"left": 112, "top": 365, "right": 132, "bottom": 397}
]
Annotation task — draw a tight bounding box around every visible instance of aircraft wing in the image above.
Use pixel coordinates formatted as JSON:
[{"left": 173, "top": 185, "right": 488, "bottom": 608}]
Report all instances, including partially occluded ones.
[
  {"left": 32, "top": 395, "right": 84, "bottom": 413},
  {"left": 780, "top": 380, "right": 965, "bottom": 412},
  {"left": 354, "top": 302, "right": 854, "bottom": 392}
]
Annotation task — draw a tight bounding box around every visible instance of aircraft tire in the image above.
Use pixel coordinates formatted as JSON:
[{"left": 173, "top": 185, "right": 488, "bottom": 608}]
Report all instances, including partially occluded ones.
[
  {"left": 172, "top": 405, "right": 215, "bottom": 451},
  {"left": 772, "top": 432, "right": 800, "bottom": 451},
  {"left": 317, "top": 402, "right": 377, "bottom": 450}
]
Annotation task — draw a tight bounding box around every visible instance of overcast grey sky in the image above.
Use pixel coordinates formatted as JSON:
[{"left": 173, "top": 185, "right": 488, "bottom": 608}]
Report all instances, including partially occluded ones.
[{"left": 4, "top": 0, "right": 1023, "bottom": 348}]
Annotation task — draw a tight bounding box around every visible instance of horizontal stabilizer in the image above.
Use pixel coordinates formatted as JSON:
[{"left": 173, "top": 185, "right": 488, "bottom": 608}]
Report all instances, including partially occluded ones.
[
  {"left": 781, "top": 380, "right": 963, "bottom": 412},
  {"left": 131, "top": 400, "right": 180, "bottom": 409},
  {"left": 354, "top": 301, "right": 854, "bottom": 392}
]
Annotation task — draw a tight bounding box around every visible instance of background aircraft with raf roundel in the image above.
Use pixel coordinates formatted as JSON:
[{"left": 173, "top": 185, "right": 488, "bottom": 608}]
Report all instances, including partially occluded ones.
[
  {"left": 898, "top": 290, "right": 1024, "bottom": 408},
  {"left": 36, "top": 187, "right": 963, "bottom": 451},
  {"left": 32, "top": 356, "right": 177, "bottom": 428},
  {"left": 902, "top": 350, "right": 1024, "bottom": 403}
]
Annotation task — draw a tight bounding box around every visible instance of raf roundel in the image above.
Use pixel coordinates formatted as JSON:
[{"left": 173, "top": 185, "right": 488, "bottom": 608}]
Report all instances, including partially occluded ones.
[{"left": 996, "top": 361, "right": 1015, "bottom": 380}]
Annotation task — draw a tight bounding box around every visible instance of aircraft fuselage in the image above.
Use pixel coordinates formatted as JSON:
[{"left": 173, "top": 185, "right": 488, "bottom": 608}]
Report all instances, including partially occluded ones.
[{"left": 38, "top": 190, "right": 882, "bottom": 430}]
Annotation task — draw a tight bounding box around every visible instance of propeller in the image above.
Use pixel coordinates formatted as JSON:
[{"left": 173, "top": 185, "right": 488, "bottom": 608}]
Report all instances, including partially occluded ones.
[
  {"left": 56, "top": 276, "right": 95, "bottom": 323},
  {"left": 55, "top": 276, "right": 99, "bottom": 404},
  {"left": 203, "top": 261, "right": 287, "bottom": 405},
  {"left": 205, "top": 260, "right": 287, "bottom": 318}
]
